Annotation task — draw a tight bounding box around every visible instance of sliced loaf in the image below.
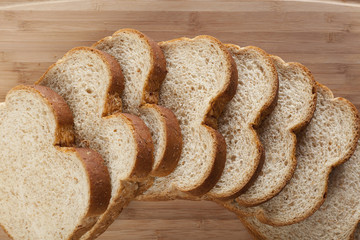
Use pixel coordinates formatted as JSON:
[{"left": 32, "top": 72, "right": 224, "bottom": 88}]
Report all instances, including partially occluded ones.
[
  {"left": 36, "top": 47, "right": 154, "bottom": 240},
  {"left": 93, "top": 28, "right": 182, "bottom": 177},
  {"left": 139, "top": 35, "right": 238, "bottom": 200},
  {"left": 225, "top": 83, "right": 360, "bottom": 227},
  {"left": 235, "top": 55, "right": 317, "bottom": 206},
  {"left": 207, "top": 45, "right": 278, "bottom": 199},
  {"left": 241, "top": 118, "right": 360, "bottom": 239},
  {"left": 0, "top": 85, "right": 111, "bottom": 240}
]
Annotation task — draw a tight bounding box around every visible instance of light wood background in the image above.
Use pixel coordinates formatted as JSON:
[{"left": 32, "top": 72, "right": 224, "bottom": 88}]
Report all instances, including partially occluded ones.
[{"left": 1, "top": 0, "right": 360, "bottom": 239}]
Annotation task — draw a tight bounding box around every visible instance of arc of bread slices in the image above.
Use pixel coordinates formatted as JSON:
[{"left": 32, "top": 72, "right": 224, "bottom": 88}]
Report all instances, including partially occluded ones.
[
  {"left": 138, "top": 35, "right": 238, "bottom": 200},
  {"left": 235, "top": 55, "right": 317, "bottom": 206},
  {"left": 206, "top": 45, "right": 278, "bottom": 200},
  {"left": 36, "top": 47, "right": 154, "bottom": 240},
  {"left": 93, "top": 28, "right": 182, "bottom": 177},
  {"left": 226, "top": 83, "right": 360, "bottom": 228},
  {"left": 239, "top": 90, "right": 360, "bottom": 240},
  {"left": 0, "top": 85, "right": 111, "bottom": 240}
]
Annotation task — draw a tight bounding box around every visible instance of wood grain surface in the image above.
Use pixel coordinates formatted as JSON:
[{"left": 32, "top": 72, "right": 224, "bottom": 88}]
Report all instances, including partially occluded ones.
[{"left": 0, "top": 0, "right": 359, "bottom": 239}]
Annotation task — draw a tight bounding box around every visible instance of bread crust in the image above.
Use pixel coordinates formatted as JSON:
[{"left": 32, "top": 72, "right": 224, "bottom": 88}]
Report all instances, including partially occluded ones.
[
  {"left": 187, "top": 126, "right": 227, "bottom": 196},
  {"left": 144, "top": 104, "right": 183, "bottom": 177}
]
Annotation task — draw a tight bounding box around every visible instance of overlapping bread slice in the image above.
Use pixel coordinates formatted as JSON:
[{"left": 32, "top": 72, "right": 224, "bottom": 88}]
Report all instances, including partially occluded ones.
[
  {"left": 93, "top": 28, "right": 182, "bottom": 177},
  {"left": 36, "top": 47, "right": 154, "bottom": 240},
  {"left": 234, "top": 55, "right": 317, "bottom": 206},
  {"left": 206, "top": 45, "right": 278, "bottom": 200},
  {"left": 226, "top": 83, "right": 359, "bottom": 227},
  {"left": 240, "top": 86, "right": 360, "bottom": 239},
  {"left": 0, "top": 85, "right": 111, "bottom": 240},
  {"left": 138, "top": 35, "right": 238, "bottom": 200}
]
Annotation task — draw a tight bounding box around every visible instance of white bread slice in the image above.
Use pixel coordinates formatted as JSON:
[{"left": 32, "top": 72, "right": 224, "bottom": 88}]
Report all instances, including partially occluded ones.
[
  {"left": 0, "top": 85, "right": 111, "bottom": 240},
  {"left": 242, "top": 141, "right": 360, "bottom": 240},
  {"left": 36, "top": 47, "right": 154, "bottom": 240},
  {"left": 224, "top": 83, "right": 360, "bottom": 227},
  {"left": 138, "top": 35, "right": 238, "bottom": 200},
  {"left": 93, "top": 29, "right": 182, "bottom": 177},
  {"left": 206, "top": 45, "right": 278, "bottom": 200},
  {"left": 235, "top": 55, "right": 317, "bottom": 206}
]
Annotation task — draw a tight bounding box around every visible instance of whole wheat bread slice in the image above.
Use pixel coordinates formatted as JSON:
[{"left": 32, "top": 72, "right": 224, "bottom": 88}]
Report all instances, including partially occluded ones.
[
  {"left": 0, "top": 85, "right": 111, "bottom": 240},
  {"left": 93, "top": 28, "right": 182, "bottom": 177},
  {"left": 138, "top": 35, "right": 238, "bottom": 200},
  {"left": 235, "top": 55, "right": 317, "bottom": 206},
  {"left": 36, "top": 47, "right": 154, "bottom": 240},
  {"left": 240, "top": 98, "right": 360, "bottom": 239},
  {"left": 226, "top": 83, "right": 360, "bottom": 227},
  {"left": 206, "top": 44, "right": 278, "bottom": 200}
]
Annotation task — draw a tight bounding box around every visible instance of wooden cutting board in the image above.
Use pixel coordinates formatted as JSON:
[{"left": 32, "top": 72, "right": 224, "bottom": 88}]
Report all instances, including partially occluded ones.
[{"left": 0, "top": 0, "right": 359, "bottom": 239}]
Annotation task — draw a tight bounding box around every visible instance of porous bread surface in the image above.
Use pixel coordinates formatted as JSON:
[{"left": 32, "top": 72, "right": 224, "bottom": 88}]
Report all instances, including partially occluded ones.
[
  {"left": 252, "top": 83, "right": 360, "bottom": 226},
  {"left": 36, "top": 47, "right": 153, "bottom": 240},
  {"left": 0, "top": 86, "right": 110, "bottom": 240},
  {"left": 242, "top": 140, "right": 360, "bottom": 240},
  {"left": 140, "top": 35, "right": 237, "bottom": 197},
  {"left": 236, "top": 55, "right": 317, "bottom": 206},
  {"left": 93, "top": 29, "right": 181, "bottom": 177},
  {"left": 207, "top": 45, "right": 278, "bottom": 199}
]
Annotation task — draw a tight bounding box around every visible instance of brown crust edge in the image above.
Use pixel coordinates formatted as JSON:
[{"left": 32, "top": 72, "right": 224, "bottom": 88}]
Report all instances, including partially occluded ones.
[
  {"left": 257, "top": 83, "right": 360, "bottom": 226},
  {"left": 186, "top": 126, "right": 227, "bottom": 196},
  {"left": 104, "top": 112, "right": 154, "bottom": 180},
  {"left": 143, "top": 104, "right": 183, "bottom": 177},
  {"left": 236, "top": 56, "right": 318, "bottom": 206}
]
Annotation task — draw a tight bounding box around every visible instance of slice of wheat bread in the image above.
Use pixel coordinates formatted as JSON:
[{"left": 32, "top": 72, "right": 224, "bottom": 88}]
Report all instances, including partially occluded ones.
[
  {"left": 228, "top": 83, "right": 360, "bottom": 228},
  {"left": 241, "top": 132, "right": 360, "bottom": 240},
  {"left": 234, "top": 55, "right": 317, "bottom": 206},
  {"left": 36, "top": 47, "right": 154, "bottom": 240},
  {"left": 0, "top": 85, "right": 111, "bottom": 240},
  {"left": 206, "top": 45, "right": 278, "bottom": 200},
  {"left": 138, "top": 35, "right": 238, "bottom": 200},
  {"left": 93, "top": 28, "right": 182, "bottom": 177}
]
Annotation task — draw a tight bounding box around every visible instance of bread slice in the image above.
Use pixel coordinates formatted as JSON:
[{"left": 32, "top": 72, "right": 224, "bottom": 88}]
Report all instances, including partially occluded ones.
[
  {"left": 242, "top": 142, "right": 360, "bottom": 240},
  {"left": 93, "top": 28, "right": 182, "bottom": 177},
  {"left": 36, "top": 47, "right": 154, "bottom": 240},
  {"left": 138, "top": 35, "right": 238, "bottom": 200},
  {"left": 241, "top": 121, "right": 360, "bottom": 239},
  {"left": 206, "top": 45, "right": 278, "bottom": 200},
  {"left": 224, "top": 83, "right": 360, "bottom": 227},
  {"left": 235, "top": 55, "right": 317, "bottom": 206},
  {"left": 0, "top": 85, "right": 111, "bottom": 240}
]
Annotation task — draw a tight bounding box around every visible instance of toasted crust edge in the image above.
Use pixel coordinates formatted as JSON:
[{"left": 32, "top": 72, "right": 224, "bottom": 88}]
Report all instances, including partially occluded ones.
[{"left": 144, "top": 104, "right": 183, "bottom": 177}]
